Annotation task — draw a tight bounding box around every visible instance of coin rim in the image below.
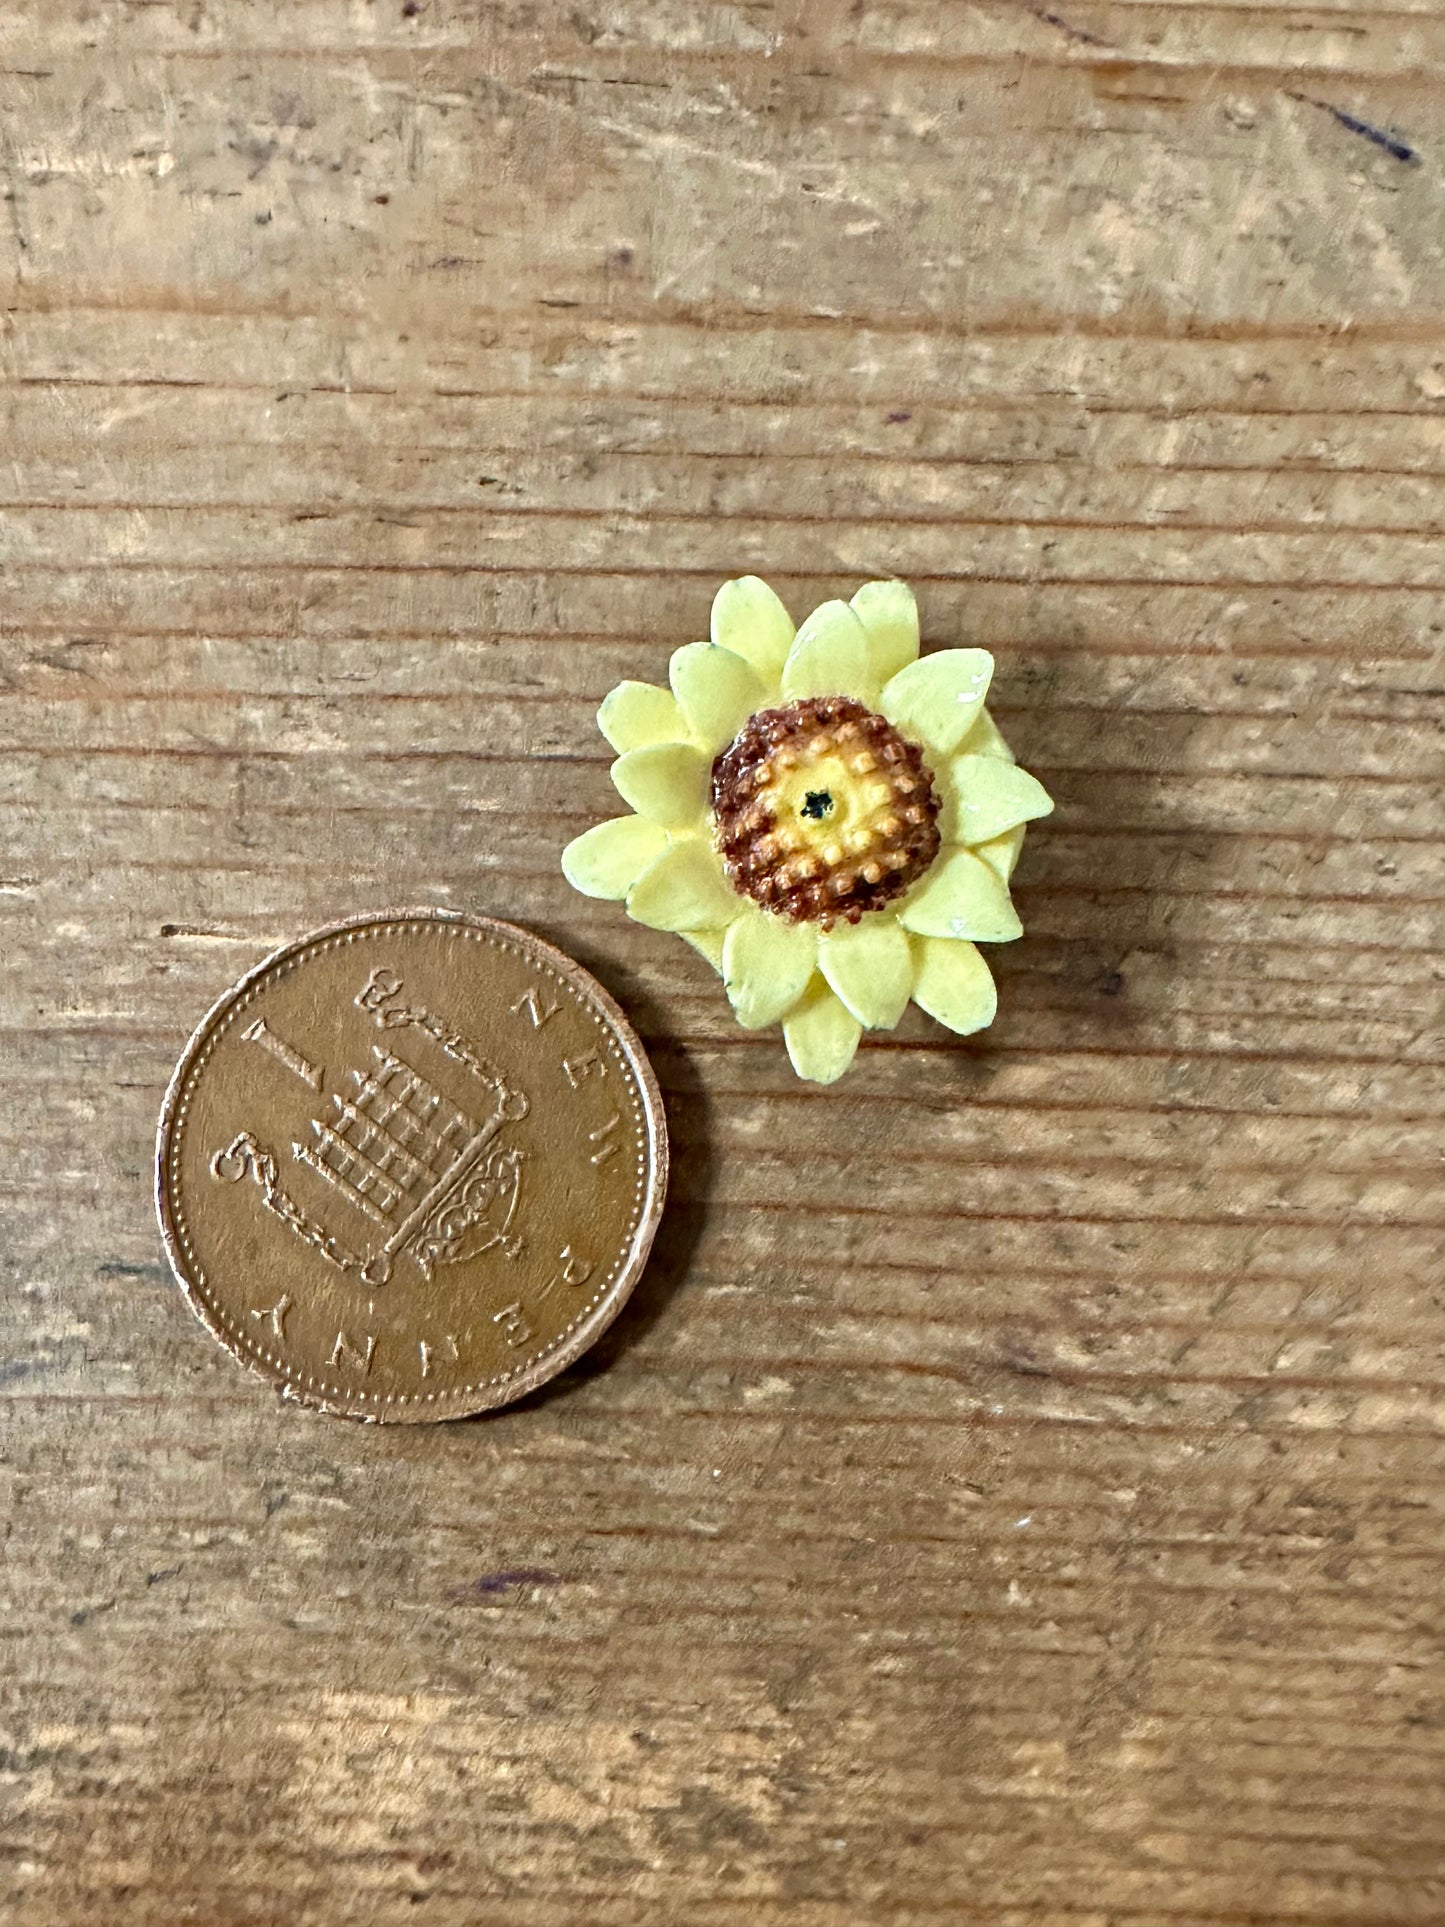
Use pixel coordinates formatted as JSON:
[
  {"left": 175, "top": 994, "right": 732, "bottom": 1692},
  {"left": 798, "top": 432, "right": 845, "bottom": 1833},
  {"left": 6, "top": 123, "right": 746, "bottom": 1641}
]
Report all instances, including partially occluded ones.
[{"left": 155, "top": 907, "right": 669, "bottom": 1422}]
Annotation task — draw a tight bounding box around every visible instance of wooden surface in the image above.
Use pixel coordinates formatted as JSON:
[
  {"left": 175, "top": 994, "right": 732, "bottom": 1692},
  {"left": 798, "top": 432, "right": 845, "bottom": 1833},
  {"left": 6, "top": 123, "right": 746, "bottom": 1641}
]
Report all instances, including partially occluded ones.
[{"left": 2, "top": 4, "right": 1443, "bottom": 1923}]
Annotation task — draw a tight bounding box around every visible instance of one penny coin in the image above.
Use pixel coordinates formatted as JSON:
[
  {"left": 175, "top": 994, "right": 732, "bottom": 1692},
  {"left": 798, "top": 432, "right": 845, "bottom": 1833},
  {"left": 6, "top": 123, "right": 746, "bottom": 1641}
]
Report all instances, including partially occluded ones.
[{"left": 156, "top": 910, "right": 667, "bottom": 1420}]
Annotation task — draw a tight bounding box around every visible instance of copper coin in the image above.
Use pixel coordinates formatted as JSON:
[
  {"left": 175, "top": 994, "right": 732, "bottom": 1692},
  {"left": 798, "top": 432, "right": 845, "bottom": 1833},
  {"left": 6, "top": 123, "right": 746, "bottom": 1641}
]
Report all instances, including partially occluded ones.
[{"left": 156, "top": 910, "right": 667, "bottom": 1421}]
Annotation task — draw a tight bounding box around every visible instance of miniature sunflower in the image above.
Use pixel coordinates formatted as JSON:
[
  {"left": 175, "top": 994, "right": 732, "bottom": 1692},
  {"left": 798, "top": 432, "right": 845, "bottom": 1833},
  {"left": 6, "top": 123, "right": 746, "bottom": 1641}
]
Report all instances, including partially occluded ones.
[{"left": 562, "top": 577, "right": 1053, "bottom": 1083}]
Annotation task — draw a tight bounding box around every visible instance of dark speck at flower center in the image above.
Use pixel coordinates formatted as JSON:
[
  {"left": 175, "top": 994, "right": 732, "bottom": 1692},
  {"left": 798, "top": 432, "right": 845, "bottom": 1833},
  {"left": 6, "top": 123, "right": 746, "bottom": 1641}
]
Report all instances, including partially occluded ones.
[{"left": 711, "top": 695, "right": 942, "bottom": 927}]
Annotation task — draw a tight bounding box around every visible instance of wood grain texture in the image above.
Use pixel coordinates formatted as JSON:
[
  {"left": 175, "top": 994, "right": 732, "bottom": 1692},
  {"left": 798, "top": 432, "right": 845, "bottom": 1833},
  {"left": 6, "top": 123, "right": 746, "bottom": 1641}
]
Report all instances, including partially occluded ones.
[{"left": 1, "top": 3, "right": 1442, "bottom": 1923}]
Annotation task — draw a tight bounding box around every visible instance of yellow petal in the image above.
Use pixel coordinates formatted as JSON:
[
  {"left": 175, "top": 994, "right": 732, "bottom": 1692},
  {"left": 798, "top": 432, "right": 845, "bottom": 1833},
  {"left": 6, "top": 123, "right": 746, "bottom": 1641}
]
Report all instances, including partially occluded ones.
[
  {"left": 974, "top": 824, "right": 1027, "bottom": 884},
  {"left": 669, "top": 641, "right": 764, "bottom": 754},
  {"left": 880, "top": 648, "right": 995, "bottom": 757},
  {"left": 817, "top": 915, "right": 913, "bottom": 1030},
  {"left": 681, "top": 927, "right": 726, "bottom": 973},
  {"left": 598, "top": 680, "right": 686, "bottom": 754},
  {"left": 898, "top": 848, "right": 1023, "bottom": 943},
  {"left": 721, "top": 905, "right": 817, "bottom": 1029},
  {"left": 780, "top": 599, "right": 873, "bottom": 703},
  {"left": 911, "top": 937, "right": 997, "bottom": 1036},
  {"left": 561, "top": 816, "right": 669, "bottom": 900},
  {"left": 958, "top": 704, "right": 1015, "bottom": 764},
  {"left": 850, "top": 578, "right": 920, "bottom": 687},
  {"left": 942, "top": 756, "right": 1054, "bottom": 846},
  {"left": 782, "top": 977, "right": 863, "bottom": 1085},
  {"left": 711, "top": 575, "right": 795, "bottom": 684},
  {"left": 610, "top": 743, "right": 710, "bottom": 828},
  {"left": 627, "top": 838, "right": 741, "bottom": 932}
]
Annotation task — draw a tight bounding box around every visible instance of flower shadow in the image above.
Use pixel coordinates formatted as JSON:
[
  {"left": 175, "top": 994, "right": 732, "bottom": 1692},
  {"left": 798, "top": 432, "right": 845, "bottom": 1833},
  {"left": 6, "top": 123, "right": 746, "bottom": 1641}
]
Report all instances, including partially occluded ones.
[{"left": 986, "top": 640, "right": 1218, "bottom": 1047}]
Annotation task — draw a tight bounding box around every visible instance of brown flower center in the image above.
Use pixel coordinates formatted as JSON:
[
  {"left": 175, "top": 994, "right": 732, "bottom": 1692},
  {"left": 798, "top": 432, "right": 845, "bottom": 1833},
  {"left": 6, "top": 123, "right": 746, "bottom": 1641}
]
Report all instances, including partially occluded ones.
[{"left": 711, "top": 696, "right": 942, "bottom": 926}]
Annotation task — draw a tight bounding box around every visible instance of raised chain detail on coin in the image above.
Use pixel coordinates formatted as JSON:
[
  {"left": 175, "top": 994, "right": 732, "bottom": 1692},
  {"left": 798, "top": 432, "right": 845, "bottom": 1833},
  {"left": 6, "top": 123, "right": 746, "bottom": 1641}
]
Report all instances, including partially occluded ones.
[{"left": 157, "top": 914, "right": 667, "bottom": 1422}]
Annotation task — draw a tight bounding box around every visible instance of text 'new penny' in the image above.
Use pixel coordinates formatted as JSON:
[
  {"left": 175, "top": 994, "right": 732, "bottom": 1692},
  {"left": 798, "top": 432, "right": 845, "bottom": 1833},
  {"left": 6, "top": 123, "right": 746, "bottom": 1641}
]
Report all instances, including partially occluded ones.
[{"left": 156, "top": 911, "right": 668, "bottom": 1421}]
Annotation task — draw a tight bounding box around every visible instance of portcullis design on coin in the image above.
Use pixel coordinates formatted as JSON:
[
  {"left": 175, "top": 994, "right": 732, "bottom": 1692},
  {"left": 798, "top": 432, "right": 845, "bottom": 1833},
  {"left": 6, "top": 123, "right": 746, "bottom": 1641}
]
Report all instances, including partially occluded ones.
[{"left": 155, "top": 911, "right": 668, "bottom": 1421}]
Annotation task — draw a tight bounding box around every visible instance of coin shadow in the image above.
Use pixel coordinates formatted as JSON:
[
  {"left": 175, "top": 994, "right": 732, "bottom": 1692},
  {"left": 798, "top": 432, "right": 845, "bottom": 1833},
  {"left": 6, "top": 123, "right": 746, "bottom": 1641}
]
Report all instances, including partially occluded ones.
[{"left": 496, "top": 938, "right": 711, "bottom": 1416}]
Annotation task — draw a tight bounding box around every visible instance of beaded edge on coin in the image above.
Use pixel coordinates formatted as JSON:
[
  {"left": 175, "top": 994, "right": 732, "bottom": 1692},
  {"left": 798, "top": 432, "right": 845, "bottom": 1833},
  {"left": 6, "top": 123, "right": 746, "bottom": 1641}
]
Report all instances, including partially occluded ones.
[{"left": 154, "top": 908, "right": 669, "bottom": 1423}]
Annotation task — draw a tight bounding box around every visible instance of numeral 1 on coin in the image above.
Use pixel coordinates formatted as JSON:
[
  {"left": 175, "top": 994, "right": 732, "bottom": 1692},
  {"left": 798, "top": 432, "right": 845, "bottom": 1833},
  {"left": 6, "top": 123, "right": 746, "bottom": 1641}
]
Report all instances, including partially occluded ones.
[{"left": 241, "top": 1016, "right": 323, "bottom": 1091}]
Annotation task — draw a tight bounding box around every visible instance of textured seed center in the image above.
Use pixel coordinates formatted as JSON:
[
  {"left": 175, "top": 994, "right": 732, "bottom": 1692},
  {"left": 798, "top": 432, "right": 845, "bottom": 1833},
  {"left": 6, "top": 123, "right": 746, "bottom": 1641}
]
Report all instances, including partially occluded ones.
[{"left": 711, "top": 696, "right": 942, "bottom": 926}]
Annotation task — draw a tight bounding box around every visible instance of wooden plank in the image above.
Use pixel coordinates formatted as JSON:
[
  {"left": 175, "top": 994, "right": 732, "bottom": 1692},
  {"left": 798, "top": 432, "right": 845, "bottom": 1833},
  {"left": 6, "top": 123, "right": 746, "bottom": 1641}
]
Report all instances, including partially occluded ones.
[{"left": 1, "top": 2, "right": 1442, "bottom": 1924}]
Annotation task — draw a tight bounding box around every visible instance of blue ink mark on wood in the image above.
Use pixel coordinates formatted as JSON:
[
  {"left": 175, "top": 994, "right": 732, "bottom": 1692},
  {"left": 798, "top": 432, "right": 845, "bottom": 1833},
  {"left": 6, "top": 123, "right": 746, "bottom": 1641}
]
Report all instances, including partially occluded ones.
[
  {"left": 466, "top": 1564, "right": 558, "bottom": 1595},
  {"left": 1290, "top": 92, "right": 1420, "bottom": 166},
  {"left": 1033, "top": 8, "right": 1109, "bottom": 47}
]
